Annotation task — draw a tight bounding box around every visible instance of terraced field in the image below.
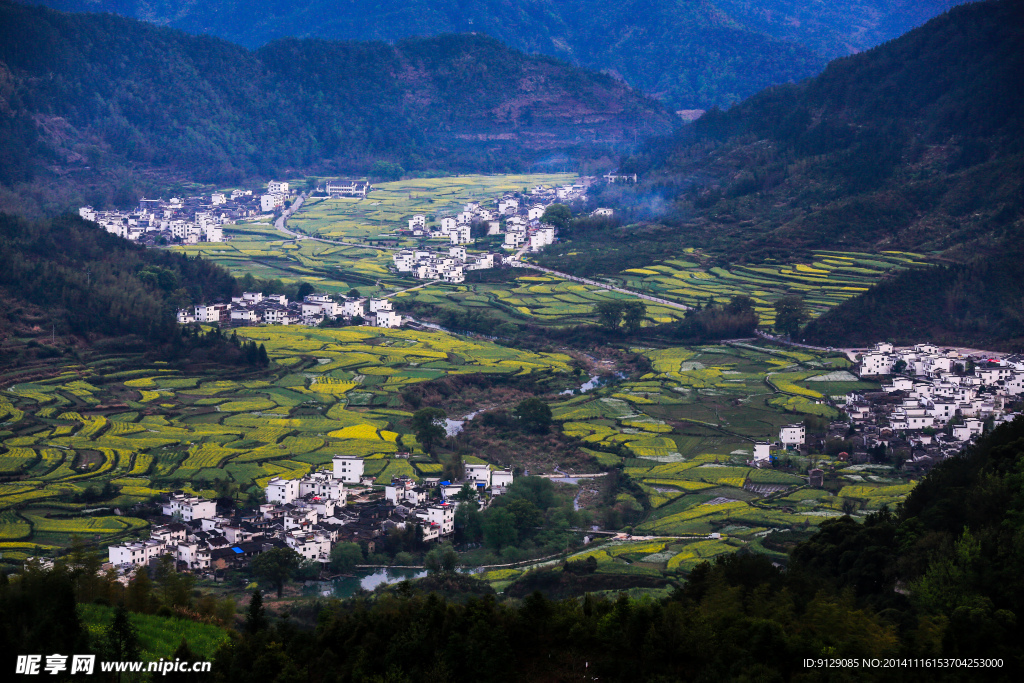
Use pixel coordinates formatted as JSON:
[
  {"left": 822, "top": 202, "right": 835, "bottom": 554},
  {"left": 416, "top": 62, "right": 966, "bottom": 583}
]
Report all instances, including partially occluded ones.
[
  {"left": 0, "top": 326, "right": 574, "bottom": 558},
  {"left": 395, "top": 274, "right": 690, "bottom": 327},
  {"left": 291, "top": 173, "right": 578, "bottom": 245},
  {"left": 174, "top": 224, "right": 400, "bottom": 295},
  {"left": 540, "top": 340, "right": 915, "bottom": 563},
  {"left": 615, "top": 250, "right": 928, "bottom": 326}
]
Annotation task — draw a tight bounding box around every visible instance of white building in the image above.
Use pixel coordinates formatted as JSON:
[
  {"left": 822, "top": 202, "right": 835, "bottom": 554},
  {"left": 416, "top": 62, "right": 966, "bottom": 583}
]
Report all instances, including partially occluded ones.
[
  {"left": 753, "top": 442, "right": 771, "bottom": 464},
  {"left": 260, "top": 194, "right": 285, "bottom": 213},
  {"left": 333, "top": 455, "right": 364, "bottom": 483},
  {"left": 465, "top": 464, "right": 491, "bottom": 488},
  {"left": 266, "top": 477, "right": 300, "bottom": 505},
  {"left": 108, "top": 539, "right": 166, "bottom": 568},
  {"left": 162, "top": 493, "right": 217, "bottom": 522},
  {"left": 779, "top": 424, "right": 805, "bottom": 447},
  {"left": 426, "top": 503, "right": 455, "bottom": 537},
  {"left": 491, "top": 469, "right": 514, "bottom": 490},
  {"left": 267, "top": 180, "right": 289, "bottom": 194}
]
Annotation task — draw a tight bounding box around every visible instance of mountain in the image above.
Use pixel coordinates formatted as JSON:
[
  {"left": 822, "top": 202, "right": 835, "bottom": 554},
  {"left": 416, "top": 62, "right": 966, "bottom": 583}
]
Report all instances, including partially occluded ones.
[
  {"left": 27, "top": 0, "right": 967, "bottom": 110},
  {"left": 619, "top": 0, "right": 1023, "bottom": 258},
  {"left": 0, "top": 0, "right": 673, "bottom": 215},
  {"left": 0, "top": 212, "right": 236, "bottom": 351},
  {"left": 540, "top": 0, "right": 1023, "bottom": 348}
]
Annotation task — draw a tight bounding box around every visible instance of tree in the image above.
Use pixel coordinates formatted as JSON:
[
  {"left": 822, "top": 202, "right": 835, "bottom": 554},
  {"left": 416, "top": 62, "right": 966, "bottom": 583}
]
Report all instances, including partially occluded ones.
[
  {"left": 411, "top": 407, "right": 447, "bottom": 454},
  {"left": 330, "top": 542, "right": 363, "bottom": 574},
  {"left": 540, "top": 203, "right": 572, "bottom": 231},
  {"left": 424, "top": 543, "right": 459, "bottom": 574},
  {"left": 505, "top": 498, "right": 543, "bottom": 538},
  {"left": 483, "top": 508, "right": 518, "bottom": 549},
  {"left": 106, "top": 604, "right": 140, "bottom": 662},
  {"left": 774, "top": 294, "right": 808, "bottom": 337},
  {"left": 595, "top": 300, "right": 624, "bottom": 330},
  {"left": 347, "top": 288, "right": 361, "bottom": 298},
  {"left": 244, "top": 590, "right": 267, "bottom": 634},
  {"left": 725, "top": 295, "right": 756, "bottom": 315},
  {"left": 296, "top": 282, "right": 315, "bottom": 299},
  {"left": 893, "top": 359, "right": 908, "bottom": 374},
  {"left": 251, "top": 547, "right": 301, "bottom": 598},
  {"left": 513, "top": 397, "right": 553, "bottom": 434},
  {"left": 454, "top": 502, "right": 484, "bottom": 544},
  {"left": 622, "top": 300, "right": 647, "bottom": 333}
]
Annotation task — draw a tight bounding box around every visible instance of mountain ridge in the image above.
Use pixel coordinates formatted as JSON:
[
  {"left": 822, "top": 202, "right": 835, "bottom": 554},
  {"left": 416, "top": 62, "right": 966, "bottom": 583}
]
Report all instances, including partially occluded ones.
[{"left": 0, "top": 0, "right": 674, "bottom": 215}]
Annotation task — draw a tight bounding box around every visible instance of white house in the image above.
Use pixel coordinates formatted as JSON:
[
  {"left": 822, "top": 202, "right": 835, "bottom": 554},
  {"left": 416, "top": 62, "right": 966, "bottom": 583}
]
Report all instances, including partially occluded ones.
[
  {"left": 426, "top": 503, "right": 455, "bottom": 536},
  {"left": 465, "top": 464, "right": 491, "bottom": 488},
  {"left": 162, "top": 493, "right": 216, "bottom": 522},
  {"left": 860, "top": 353, "right": 896, "bottom": 376},
  {"left": 753, "top": 442, "right": 771, "bottom": 463},
  {"left": 260, "top": 193, "right": 285, "bottom": 213},
  {"left": 408, "top": 214, "right": 426, "bottom": 230},
  {"left": 285, "top": 531, "right": 330, "bottom": 562},
  {"left": 779, "top": 424, "right": 805, "bottom": 447},
  {"left": 491, "top": 469, "right": 514, "bottom": 490},
  {"left": 342, "top": 297, "right": 367, "bottom": 318},
  {"left": 333, "top": 455, "right": 364, "bottom": 483},
  {"left": 108, "top": 539, "right": 166, "bottom": 568},
  {"left": 267, "top": 180, "right": 289, "bottom": 194},
  {"left": 266, "top": 477, "right": 300, "bottom": 505}
]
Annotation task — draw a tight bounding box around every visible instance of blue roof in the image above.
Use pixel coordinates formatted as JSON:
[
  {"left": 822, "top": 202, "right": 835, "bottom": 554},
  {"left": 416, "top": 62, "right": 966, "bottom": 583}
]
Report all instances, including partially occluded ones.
[{"left": 231, "top": 547, "right": 243, "bottom": 554}]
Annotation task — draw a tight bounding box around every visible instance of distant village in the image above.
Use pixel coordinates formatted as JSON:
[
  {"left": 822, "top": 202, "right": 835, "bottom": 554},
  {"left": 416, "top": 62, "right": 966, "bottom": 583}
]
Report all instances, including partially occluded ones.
[
  {"left": 177, "top": 292, "right": 401, "bottom": 329},
  {"left": 79, "top": 180, "right": 300, "bottom": 245},
  {"left": 764, "top": 342, "right": 1024, "bottom": 477},
  {"left": 388, "top": 182, "right": 600, "bottom": 284},
  {"left": 106, "top": 456, "right": 513, "bottom": 577}
]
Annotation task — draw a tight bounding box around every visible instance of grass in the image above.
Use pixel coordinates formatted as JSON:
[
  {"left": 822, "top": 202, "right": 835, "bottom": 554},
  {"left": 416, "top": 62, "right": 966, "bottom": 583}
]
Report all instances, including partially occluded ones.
[{"left": 78, "top": 604, "right": 230, "bottom": 661}]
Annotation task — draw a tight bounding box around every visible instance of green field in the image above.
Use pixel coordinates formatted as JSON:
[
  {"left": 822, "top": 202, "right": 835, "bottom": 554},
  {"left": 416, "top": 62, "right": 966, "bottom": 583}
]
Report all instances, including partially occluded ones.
[
  {"left": 291, "top": 173, "right": 578, "bottom": 245},
  {"left": 0, "top": 326, "right": 575, "bottom": 554},
  {"left": 613, "top": 250, "right": 928, "bottom": 326},
  {"left": 394, "top": 274, "right": 689, "bottom": 327}
]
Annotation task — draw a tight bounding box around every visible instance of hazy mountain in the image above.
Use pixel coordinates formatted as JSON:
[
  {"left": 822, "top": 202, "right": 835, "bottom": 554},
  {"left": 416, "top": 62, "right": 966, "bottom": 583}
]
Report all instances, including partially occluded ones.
[
  {"left": 0, "top": 0, "right": 673, "bottom": 215},
  {"left": 16, "top": 0, "right": 852, "bottom": 109},
  {"left": 614, "top": 0, "right": 1023, "bottom": 348}
]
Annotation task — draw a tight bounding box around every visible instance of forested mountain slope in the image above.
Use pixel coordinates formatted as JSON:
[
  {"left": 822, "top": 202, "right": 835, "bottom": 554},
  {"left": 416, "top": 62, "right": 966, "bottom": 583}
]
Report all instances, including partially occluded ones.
[
  {"left": 0, "top": 213, "right": 236, "bottom": 350},
  {"left": 622, "top": 0, "right": 1023, "bottom": 259},
  {"left": 0, "top": 0, "right": 673, "bottom": 215},
  {"left": 28, "top": 0, "right": 960, "bottom": 110}
]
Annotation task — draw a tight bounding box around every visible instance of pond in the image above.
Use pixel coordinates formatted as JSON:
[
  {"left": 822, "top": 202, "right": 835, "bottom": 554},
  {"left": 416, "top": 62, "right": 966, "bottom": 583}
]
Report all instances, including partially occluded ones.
[{"left": 309, "top": 567, "right": 481, "bottom": 598}]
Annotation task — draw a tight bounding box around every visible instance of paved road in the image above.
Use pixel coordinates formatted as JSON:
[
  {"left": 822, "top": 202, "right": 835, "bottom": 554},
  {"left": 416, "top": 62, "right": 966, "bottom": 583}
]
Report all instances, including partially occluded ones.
[{"left": 511, "top": 260, "right": 692, "bottom": 311}]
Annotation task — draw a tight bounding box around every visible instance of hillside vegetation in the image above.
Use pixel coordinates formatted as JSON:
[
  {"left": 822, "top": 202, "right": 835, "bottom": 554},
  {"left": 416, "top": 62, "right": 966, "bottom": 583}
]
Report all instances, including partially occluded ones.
[
  {"left": 549, "top": 0, "right": 1024, "bottom": 348},
  {"left": 0, "top": 0, "right": 673, "bottom": 215},
  {"left": 0, "top": 213, "right": 236, "bottom": 350}
]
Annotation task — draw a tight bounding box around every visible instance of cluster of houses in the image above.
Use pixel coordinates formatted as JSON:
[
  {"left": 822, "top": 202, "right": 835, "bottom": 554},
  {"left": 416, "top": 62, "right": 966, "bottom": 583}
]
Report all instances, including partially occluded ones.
[
  {"left": 760, "top": 342, "right": 1024, "bottom": 475},
  {"left": 107, "top": 455, "right": 513, "bottom": 575},
  {"left": 177, "top": 291, "right": 401, "bottom": 329},
  {"left": 79, "top": 181, "right": 300, "bottom": 245},
  {"left": 392, "top": 246, "right": 503, "bottom": 284},
  {"left": 397, "top": 182, "right": 589, "bottom": 253}
]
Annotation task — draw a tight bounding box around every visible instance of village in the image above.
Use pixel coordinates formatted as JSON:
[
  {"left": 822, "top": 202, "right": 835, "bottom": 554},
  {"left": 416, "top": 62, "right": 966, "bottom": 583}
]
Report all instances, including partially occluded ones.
[
  {"left": 105, "top": 455, "right": 514, "bottom": 579},
  {"left": 763, "top": 342, "right": 1024, "bottom": 476},
  {"left": 77, "top": 180, "right": 303, "bottom": 245},
  {"left": 177, "top": 291, "right": 402, "bottom": 329},
  {"left": 386, "top": 182, "right": 593, "bottom": 283}
]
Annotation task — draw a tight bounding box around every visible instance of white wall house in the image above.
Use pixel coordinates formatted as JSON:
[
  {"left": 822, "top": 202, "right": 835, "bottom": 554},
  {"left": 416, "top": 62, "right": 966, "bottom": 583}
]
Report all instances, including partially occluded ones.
[
  {"left": 162, "top": 494, "right": 216, "bottom": 522},
  {"left": 333, "top": 455, "right": 364, "bottom": 483},
  {"left": 266, "top": 477, "right": 300, "bottom": 505},
  {"left": 779, "top": 424, "right": 805, "bottom": 447},
  {"left": 108, "top": 540, "right": 166, "bottom": 567}
]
